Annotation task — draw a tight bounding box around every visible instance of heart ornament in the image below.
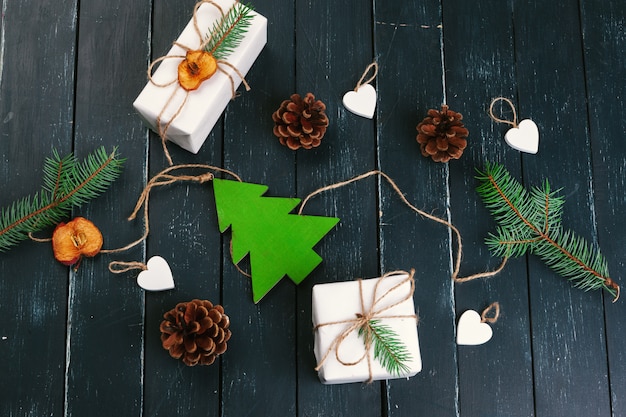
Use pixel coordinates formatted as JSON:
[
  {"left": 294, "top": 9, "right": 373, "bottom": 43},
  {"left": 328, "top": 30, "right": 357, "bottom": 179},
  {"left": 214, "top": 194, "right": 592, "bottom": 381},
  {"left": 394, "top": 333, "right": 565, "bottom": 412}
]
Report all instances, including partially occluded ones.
[
  {"left": 457, "top": 310, "right": 493, "bottom": 346},
  {"left": 343, "top": 83, "right": 377, "bottom": 119},
  {"left": 137, "top": 256, "right": 175, "bottom": 291},
  {"left": 504, "top": 119, "right": 539, "bottom": 154}
]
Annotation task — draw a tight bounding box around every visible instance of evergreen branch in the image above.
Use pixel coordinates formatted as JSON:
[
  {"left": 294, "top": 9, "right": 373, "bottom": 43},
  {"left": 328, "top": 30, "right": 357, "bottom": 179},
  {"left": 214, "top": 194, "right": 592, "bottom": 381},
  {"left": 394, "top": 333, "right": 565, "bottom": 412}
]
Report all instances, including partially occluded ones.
[
  {"left": 358, "top": 319, "right": 412, "bottom": 377},
  {"left": 204, "top": 2, "right": 254, "bottom": 60},
  {"left": 0, "top": 147, "right": 124, "bottom": 252},
  {"left": 476, "top": 162, "right": 618, "bottom": 298}
]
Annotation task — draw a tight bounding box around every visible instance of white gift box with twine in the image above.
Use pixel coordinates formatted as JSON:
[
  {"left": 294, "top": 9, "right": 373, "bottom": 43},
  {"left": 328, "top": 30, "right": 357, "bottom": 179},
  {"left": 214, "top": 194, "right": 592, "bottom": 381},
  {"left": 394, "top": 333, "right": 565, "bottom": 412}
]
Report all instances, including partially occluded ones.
[
  {"left": 133, "top": 0, "right": 267, "bottom": 154},
  {"left": 312, "top": 271, "right": 422, "bottom": 384}
]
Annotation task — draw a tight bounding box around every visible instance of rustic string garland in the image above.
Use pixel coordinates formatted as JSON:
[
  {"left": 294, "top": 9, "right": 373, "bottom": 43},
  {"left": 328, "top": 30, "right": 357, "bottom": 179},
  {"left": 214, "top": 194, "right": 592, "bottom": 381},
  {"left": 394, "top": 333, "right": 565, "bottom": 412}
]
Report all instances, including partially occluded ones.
[
  {"left": 298, "top": 170, "right": 509, "bottom": 283},
  {"left": 313, "top": 270, "right": 418, "bottom": 384},
  {"left": 148, "top": 0, "right": 251, "bottom": 166},
  {"left": 103, "top": 163, "right": 241, "bottom": 258}
]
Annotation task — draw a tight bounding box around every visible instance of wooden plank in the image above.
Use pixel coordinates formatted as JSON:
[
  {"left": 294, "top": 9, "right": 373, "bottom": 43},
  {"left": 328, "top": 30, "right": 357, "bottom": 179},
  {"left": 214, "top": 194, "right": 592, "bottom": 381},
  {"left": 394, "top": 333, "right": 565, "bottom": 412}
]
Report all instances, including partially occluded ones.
[
  {"left": 579, "top": 1, "right": 626, "bottom": 416},
  {"left": 0, "top": 1, "right": 77, "bottom": 415},
  {"left": 218, "top": 0, "right": 299, "bottom": 415},
  {"left": 139, "top": 1, "right": 222, "bottom": 416},
  {"left": 513, "top": 0, "right": 611, "bottom": 415},
  {"left": 64, "top": 1, "right": 151, "bottom": 416},
  {"left": 441, "top": 0, "right": 535, "bottom": 416},
  {"left": 373, "top": 1, "right": 461, "bottom": 415},
  {"left": 291, "top": 0, "right": 382, "bottom": 415}
]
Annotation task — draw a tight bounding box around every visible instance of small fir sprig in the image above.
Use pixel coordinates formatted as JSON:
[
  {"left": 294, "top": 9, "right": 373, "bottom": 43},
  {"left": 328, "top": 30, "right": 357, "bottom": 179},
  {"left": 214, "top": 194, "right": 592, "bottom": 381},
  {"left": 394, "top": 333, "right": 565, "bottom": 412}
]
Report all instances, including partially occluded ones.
[
  {"left": 0, "top": 147, "right": 124, "bottom": 252},
  {"left": 476, "top": 162, "right": 619, "bottom": 300},
  {"left": 358, "top": 318, "right": 412, "bottom": 377},
  {"left": 204, "top": 2, "right": 254, "bottom": 60}
]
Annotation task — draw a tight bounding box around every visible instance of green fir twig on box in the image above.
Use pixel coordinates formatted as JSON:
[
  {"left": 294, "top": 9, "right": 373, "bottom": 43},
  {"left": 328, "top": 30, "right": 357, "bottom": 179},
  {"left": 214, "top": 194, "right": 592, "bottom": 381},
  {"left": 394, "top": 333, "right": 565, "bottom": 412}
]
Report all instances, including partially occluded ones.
[
  {"left": 0, "top": 147, "right": 124, "bottom": 252},
  {"left": 204, "top": 2, "right": 254, "bottom": 60},
  {"left": 358, "top": 319, "right": 412, "bottom": 377},
  {"left": 476, "top": 162, "right": 619, "bottom": 301}
]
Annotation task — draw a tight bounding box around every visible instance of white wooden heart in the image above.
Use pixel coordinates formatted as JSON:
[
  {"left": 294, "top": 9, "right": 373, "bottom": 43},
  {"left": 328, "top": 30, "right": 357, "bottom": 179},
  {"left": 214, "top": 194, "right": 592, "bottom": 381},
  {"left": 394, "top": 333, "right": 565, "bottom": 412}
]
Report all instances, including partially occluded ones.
[
  {"left": 342, "top": 83, "right": 377, "bottom": 119},
  {"left": 457, "top": 310, "right": 493, "bottom": 346},
  {"left": 137, "top": 256, "right": 175, "bottom": 291},
  {"left": 504, "top": 119, "right": 539, "bottom": 154}
]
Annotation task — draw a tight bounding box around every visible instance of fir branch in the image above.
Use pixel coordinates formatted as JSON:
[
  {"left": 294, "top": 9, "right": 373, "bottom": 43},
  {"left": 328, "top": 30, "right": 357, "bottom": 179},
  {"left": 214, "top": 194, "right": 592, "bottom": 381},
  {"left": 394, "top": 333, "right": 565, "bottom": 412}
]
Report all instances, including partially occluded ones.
[
  {"left": 0, "top": 147, "right": 124, "bottom": 252},
  {"left": 476, "top": 162, "right": 618, "bottom": 299},
  {"left": 358, "top": 319, "right": 412, "bottom": 377},
  {"left": 204, "top": 2, "right": 254, "bottom": 60}
]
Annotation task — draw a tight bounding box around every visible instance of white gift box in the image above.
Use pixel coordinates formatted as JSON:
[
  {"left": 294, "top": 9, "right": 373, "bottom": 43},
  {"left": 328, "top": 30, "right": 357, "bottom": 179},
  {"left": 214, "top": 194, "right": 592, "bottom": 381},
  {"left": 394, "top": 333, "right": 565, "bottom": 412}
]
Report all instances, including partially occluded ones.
[
  {"left": 133, "top": 0, "right": 267, "bottom": 154},
  {"left": 312, "top": 272, "right": 422, "bottom": 384}
]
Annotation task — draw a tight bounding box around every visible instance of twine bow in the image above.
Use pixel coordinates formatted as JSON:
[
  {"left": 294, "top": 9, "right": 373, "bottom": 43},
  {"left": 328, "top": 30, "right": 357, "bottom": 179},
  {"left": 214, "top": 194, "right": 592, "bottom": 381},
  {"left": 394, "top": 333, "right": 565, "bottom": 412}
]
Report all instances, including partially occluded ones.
[{"left": 314, "top": 269, "right": 418, "bottom": 383}]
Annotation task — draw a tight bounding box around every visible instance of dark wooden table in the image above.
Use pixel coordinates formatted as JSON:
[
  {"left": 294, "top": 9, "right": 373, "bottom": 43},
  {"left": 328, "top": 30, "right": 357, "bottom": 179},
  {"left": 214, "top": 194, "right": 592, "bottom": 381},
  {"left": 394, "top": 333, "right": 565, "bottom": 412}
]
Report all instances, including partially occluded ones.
[{"left": 2, "top": 0, "right": 625, "bottom": 416}]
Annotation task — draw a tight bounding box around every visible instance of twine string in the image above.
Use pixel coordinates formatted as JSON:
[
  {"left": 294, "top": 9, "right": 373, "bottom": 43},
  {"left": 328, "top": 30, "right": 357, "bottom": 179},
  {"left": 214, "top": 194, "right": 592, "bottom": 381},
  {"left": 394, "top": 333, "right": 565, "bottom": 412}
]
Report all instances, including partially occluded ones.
[
  {"left": 488, "top": 97, "right": 518, "bottom": 128},
  {"left": 354, "top": 62, "right": 378, "bottom": 92},
  {"left": 298, "top": 170, "right": 508, "bottom": 282},
  {"left": 100, "top": 164, "right": 241, "bottom": 256},
  {"left": 28, "top": 232, "right": 52, "bottom": 243},
  {"left": 155, "top": 89, "right": 190, "bottom": 166},
  {"left": 313, "top": 270, "right": 418, "bottom": 383},
  {"left": 480, "top": 301, "right": 500, "bottom": 323},
  {"left": 108, "top": 261, "right": 148, "bottom": 274}
]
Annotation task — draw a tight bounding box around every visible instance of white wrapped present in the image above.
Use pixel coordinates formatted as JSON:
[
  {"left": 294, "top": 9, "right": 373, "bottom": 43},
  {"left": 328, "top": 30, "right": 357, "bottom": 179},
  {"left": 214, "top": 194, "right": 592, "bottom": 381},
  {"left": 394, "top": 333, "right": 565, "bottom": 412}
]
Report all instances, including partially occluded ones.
[
  {"left": 133, "top": 0, "right": 267, "bottom": 154},
  {"left": 312, "top": 271, "right": 422, "bottom": 384}
]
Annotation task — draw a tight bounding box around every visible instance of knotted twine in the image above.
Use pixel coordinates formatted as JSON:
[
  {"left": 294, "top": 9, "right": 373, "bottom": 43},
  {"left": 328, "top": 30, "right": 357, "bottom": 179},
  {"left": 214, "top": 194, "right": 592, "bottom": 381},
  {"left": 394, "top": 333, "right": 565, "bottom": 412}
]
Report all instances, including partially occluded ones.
[
  {"left": 313, "top": 270, "right": 417, "bottom": 384},
  {"left": 148, "top": 0, "right": 251, "bottom": 166}
]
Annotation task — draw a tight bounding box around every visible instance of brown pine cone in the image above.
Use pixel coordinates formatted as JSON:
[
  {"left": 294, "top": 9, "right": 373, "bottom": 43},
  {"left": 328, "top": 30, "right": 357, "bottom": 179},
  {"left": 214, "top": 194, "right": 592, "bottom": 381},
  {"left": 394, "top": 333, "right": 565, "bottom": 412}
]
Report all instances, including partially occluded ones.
[
  {"left": 272, "top": 93, "right": 329, "bottom": 150},
  {"left": 160, "top": 299, "right": 231, "bottom": 366},
  {"left": 416, "top": 105, "right": 469, "bottom": 162}
]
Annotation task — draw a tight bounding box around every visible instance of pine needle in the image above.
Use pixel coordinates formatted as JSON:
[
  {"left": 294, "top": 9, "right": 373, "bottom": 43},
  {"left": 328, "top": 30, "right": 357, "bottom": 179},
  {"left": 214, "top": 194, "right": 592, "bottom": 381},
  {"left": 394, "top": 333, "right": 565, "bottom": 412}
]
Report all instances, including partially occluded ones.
[
  {"left": 0, "top": 147, "right": 124, "bottom": 252},
  {"left": 204, "top": 2, "right": 254, "bottom": 60},
  {"left": 476, "top": 162, "right": 618, "bottom": 299},
  {"left": 358, "top": 319, "right": 412, "bottom": 377}
]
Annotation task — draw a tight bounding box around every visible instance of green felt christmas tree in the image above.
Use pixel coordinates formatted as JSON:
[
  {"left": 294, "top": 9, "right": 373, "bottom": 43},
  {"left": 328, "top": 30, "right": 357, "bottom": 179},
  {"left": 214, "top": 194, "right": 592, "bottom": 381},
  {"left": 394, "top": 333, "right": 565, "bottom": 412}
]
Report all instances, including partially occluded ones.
[{"left": 213, "top": 178, "right": 340, "bottom": 303}]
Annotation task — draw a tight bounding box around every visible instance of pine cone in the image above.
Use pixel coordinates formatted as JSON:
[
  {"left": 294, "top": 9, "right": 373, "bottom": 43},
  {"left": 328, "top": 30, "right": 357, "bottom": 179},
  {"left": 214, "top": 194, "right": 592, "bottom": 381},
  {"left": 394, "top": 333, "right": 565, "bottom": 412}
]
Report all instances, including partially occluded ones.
[
  {"left": 160, "top": 299, "right": 231, "bottom": 366},
  {"left": 272, "top": 93, "right": 329, "bottom": 150},
  {"left": 416, "top": 105, "right": 469, "bottom": 162}
]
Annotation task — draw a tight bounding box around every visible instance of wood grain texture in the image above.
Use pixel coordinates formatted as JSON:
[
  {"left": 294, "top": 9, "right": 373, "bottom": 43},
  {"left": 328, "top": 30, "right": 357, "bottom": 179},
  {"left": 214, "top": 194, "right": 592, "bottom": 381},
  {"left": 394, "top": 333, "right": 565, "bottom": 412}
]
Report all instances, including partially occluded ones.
[
  {"left": 220, "top": 0, "right": 298, "bottom": 415},
  {"left": 1, "top": 0, "right": 625, "bottom": 416},
  {"left": 373, "top": 0, "right": 460, "bottom": 415},
  {"left": 0, "top": 1, "right": 77, "bottom": 416},
  {"left": 442, "top": 0, "right": 534, "bottom": 416},
  {"left": 65, "top": 1, "right": 151, "bottom": 416},
  {"left": 580, "top": 1, "right": 626, "bottom": 415},
  {"left": 293, "top": 0, "right": 381, "bottom": 416},
  {"left": 513, "top": 0, "right": 611, "bottom": 416}
]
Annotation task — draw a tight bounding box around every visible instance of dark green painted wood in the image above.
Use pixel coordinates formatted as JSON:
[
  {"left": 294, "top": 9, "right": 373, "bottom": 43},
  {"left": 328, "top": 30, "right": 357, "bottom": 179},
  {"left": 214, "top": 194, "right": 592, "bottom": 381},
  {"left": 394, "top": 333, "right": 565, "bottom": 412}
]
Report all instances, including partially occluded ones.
[
  {"left": 514, "top": 0, "right": 611, "bottom": 416},
  {"left": 142, "top": 1, "right": 222, "bottom": 417},
  {"left": 580, "top": 1, "right": 626, "bottom": 416},
  {"left": 442, "top": 0, "right": 535, "bottom": 416},
  {"left": 293, "top": 0, "right": 381, "bottom": 416},
  {"left": 0, "top": 1, "right": 77, "bottom": 416},
  {"left": 373, "top": 1, "right": 460, "bottom": 415},
  {"left": 220, "top": 0, "right": 298, "bottom": 415},
  {"left": 64, "top": 1, "right": 151, "bottom": 416},
  {"left": 1, "top": 0, "right": 626, "bottom": 416}
]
